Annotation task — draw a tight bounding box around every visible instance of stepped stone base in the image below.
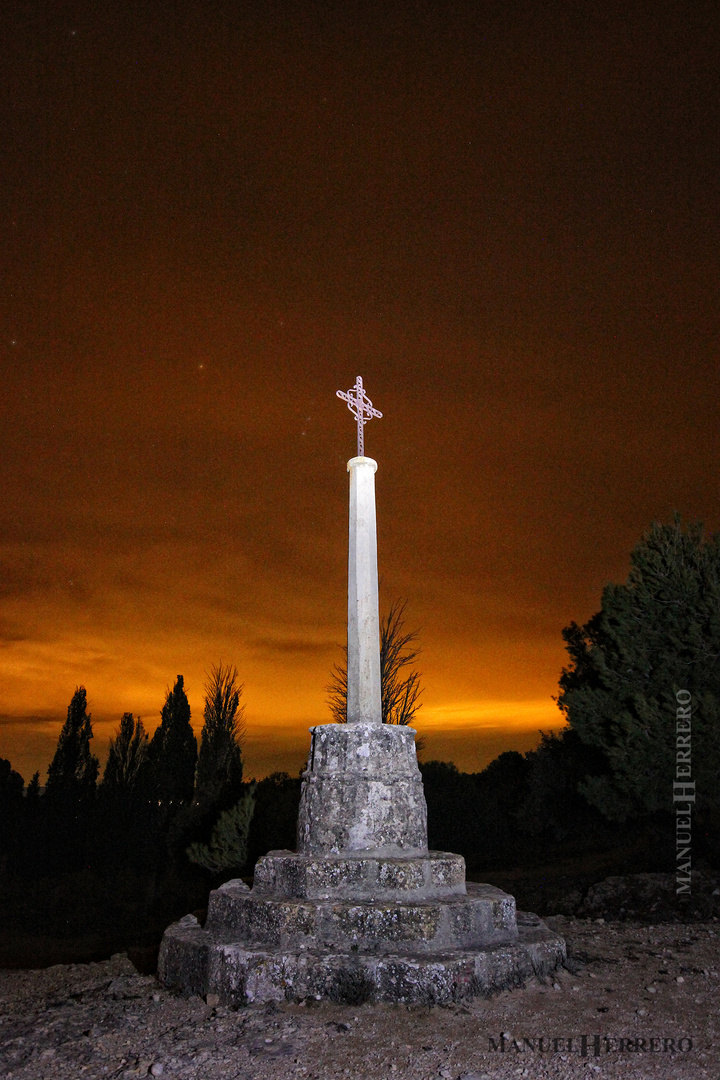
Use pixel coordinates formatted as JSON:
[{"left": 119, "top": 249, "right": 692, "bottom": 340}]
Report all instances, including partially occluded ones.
[
  {"left": 204, "top": 877, "right": 516, "bottom": 954},
  {"left": 253, "top": 849, "right": 466, "bottom": 901},
  {"left": 158, "top": 726, "right": 566, "bottom": 1004},
  {"left": 158, "top": 881, "right": 565, "bottom": 1005}
]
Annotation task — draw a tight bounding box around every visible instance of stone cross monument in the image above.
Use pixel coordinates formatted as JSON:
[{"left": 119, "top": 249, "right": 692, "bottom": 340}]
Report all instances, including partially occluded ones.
[
  {"left": 297, "top": 378, "right": 427, "bottom": 855},
  {"left": 158, "top": 379, "right": 565, "bottom": 1004},
  {"left": 336, "top": 376, "right": 383, "bottom": 724}
]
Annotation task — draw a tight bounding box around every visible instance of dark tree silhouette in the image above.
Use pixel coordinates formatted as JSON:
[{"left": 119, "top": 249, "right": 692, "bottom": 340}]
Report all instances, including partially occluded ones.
[
  {"left": 160, "top": 663, "right": 245, "bottom": 880},
  {"left": 0, "top": 758, "right": 24, "bottom": 801},
  {"left": 0, "top": 759, "right": 24, "bottom": 872},
  {"left": 187, "top": 784, "right": 256, "bottom": 873},
  {"left": 514, "top": 729, "right": 611, "bottom": 846},
  {"left": 103, "top": 713, "right": 149, "bottom": 788},
  {"left": 420, "top": 761, "right": 476, "bottom": 854},
  {"left": 196, "top": 664, "right": 245, "bottom": 808},
  {"left": 148, "top": 676, "right": 197, "bottom": 805},
  {"left": 46, "top": 686, "right": 99, "bottom": 797},
  {"left": 246, "top": 772, "right": 302, "bottom": 868},
  {"left": 558, "top": 517, "right": 720, "bottom": 821},
  {"left": 40, "top": 687, "right": 99, "bottom": 875},
  {"left": 327, "top": 600, "right": 423, "bottom": 726},
  {"left": 26, "top": 771, "right": 40, "bottom": 803}
]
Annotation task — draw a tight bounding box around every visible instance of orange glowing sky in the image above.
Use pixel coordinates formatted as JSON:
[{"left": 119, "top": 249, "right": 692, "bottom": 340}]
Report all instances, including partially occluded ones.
[{"left": 1, "top": 1, "right": 719, "bottom": 782}]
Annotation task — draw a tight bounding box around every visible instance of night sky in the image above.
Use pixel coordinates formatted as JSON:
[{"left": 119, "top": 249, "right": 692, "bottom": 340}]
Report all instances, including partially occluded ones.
[{"left": 2, "top": 0, "right": 719, "bottom": 782}]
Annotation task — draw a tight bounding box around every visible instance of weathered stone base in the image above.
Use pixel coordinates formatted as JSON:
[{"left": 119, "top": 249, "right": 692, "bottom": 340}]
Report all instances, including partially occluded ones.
[
  {"left": 157, "top": 725, "right": 568, "bottom": 1004},
  {"left": 158, "top": 909, "right": 565, "bottom": 1005},
  {"left": 253, "top": 849, "right": 467, "bottom": 901},
  {"left": 297, "top": 724, "right": 428, "bottom": 854},
  {"left": 204, "top": 879, "right": 517, "bottom": 954}
]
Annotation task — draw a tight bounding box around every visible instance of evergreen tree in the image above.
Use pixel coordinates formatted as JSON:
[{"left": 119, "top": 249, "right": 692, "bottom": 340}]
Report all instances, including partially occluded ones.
[
  {"left": 46, "top": 686, "right": 99, "bottom": 796},
  {"left": 513, "top": 729, "right": 611, "bottom": 846},
  {"left": 328, "top": 600, "right": 423, "bottom": 726},
  {"left": 420, "top": 760, "right": 483, "bottom": 859},
  {"left": 148, "top": 676, "right": 197, "bottom": 804},
  {"left": 26, "top": 771, "right": 40, "bottom": 803},
  {"left": 196, "top": 664, "right": 244, "bottom": 806},
  {"left": 103, "top": 713, "right": 149, "bottom": 788},
  {"left": 19, "top": 770, "right": 43, "bottom": 876},
  {"left": 0, "top": 759, "right": 24, "bottom": 869},
  {"left": 245, "top": 772, "right": 302, "bottom": 868},
  {"left": 469, "top": 752, "right": 534, "bottom": 868},
  {"left": 558, "top": 517, "right": 720, "bottom": 821},
  {"left": 0, "top": 758, "right": 24, "bottom": 802},
  {"left": 187, "top": 783, "right": 256, "bottom": 873}
]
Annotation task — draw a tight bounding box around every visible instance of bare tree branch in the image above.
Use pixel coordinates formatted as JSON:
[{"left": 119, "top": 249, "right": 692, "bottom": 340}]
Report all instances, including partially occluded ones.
[{"left": 326, "top": 600, "right": 423, "bottom": 727}]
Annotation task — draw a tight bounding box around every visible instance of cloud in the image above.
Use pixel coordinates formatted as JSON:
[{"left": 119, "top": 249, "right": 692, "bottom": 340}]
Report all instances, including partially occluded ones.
[
  {"left": 420, "top": 698, "right": 563, "bottom": 731},
  {"left": 0, "top": 624, "right": 28, "bottom": 647},
  {"left": 248, "top": 637, "right": 333, "bottom": 656},
  {"left": 0, "top": 713, "right": 59, "bottom": 728}
]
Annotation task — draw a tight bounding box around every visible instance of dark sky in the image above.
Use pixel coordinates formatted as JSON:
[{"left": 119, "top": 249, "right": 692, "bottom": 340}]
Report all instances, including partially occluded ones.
[{"left": 2, "top": 0, "right": 719, "bottom": 782}]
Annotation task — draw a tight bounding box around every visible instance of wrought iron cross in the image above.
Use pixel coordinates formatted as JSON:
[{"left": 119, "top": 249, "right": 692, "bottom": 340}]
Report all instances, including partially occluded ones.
[{"left": 336, "top": 376, "right": 382, "bottom": 456}]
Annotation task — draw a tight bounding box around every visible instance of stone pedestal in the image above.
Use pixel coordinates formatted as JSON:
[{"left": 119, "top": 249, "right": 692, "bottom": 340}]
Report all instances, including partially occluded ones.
[
  {"left": 297, "top": 723, "right": 427, "bottom": 854},
  {"left": 159, "top": 723, "right": 565, "bottom": 1004},
  {"left": 157, "top": 443, "right": 565, "bottom": 1003}
]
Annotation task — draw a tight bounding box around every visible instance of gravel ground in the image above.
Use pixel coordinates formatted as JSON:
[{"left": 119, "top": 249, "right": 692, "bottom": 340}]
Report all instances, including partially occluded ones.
[{"left": 0, "top": 916, "right": 717, "bottom": 1080}]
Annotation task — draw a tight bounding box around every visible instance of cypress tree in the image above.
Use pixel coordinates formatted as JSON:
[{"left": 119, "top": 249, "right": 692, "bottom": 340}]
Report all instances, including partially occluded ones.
[
  {"left": 46, "top": 686, "right": 99, "bottom": 797},
  {"left": 0, "top": 758, "right": 25, "bottom": 860},
  {"left": 42, "top": 687, "right": 98, "bottom": 873},
  {"left": 196, "top": 664, "right": 244, "bottom": 808},
  {"left": 148, "top": 676, "right": 197, "bottom": 805},
  {"left": 103, "top": 713, "right": 149, "bottom": 788},
  {"left": 26, "top": 771, "right": 41, "bottom": 803}
]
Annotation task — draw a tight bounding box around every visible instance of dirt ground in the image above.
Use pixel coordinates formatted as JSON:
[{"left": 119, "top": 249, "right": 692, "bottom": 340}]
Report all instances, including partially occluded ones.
[{"left": 0, "top": 915, "right": 717, "bottom": 1080}]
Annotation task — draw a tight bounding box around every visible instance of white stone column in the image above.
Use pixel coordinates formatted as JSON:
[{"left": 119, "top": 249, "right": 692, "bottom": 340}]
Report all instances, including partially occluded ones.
[{"left": 347, "top": 456, "right": 382, "bottom": 724}]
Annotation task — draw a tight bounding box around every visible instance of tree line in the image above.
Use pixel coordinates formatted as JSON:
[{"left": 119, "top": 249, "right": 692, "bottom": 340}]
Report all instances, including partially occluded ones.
[
  {"left": 0, "top": 665, "right": 275, "bottom": 964},
  {"left": 45, "top": 665, "right": 243, "bottom": 811},
  {"left": 0, "top": 516, "right": 719, "bottom": 963}
]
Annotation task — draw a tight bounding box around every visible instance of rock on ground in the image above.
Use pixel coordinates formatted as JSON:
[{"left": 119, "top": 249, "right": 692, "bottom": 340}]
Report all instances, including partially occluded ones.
[{"left": 0, "top": 916, "right": 717, "bottom": 1080}]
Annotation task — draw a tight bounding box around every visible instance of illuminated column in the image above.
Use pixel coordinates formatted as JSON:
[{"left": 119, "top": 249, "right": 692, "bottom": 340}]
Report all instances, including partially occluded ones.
[{"left": 346, "top": 456, "right": 382, "bottom": 724}]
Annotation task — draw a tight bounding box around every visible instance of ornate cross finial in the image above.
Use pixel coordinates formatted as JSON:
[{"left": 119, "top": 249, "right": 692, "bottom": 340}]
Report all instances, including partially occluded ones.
[{"left": 336, "top": 376, "right": 382, "bottom": 456}]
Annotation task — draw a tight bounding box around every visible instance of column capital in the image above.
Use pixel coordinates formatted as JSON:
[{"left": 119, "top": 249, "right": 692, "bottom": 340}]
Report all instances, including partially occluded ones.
[{"left": 347, "top": 456, "right": 378, "bottom": 473}]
